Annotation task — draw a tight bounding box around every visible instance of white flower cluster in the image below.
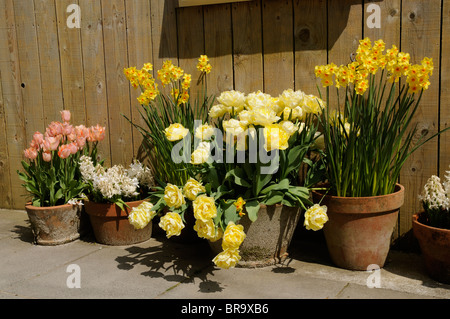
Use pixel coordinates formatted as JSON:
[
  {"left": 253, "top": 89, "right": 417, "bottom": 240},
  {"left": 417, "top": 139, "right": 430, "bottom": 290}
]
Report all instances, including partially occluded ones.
[
  {"left": 79, "top": 155, "right": 153, "bottom": 200},
  {"left": 419, "top": 169, "right": 450, "bottom": 211}
]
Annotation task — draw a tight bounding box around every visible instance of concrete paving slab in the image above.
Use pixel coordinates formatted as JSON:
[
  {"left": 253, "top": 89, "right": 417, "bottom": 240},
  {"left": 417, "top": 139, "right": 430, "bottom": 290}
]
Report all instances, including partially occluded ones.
[{"left": 0, "top": 208, "right": 449, "bottom": 301}]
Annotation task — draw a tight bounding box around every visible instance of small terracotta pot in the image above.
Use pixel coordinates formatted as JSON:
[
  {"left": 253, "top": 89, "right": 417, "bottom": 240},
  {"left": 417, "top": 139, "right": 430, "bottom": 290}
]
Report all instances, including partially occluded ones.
[
  {"left": 413, "top": 211, "right": 450, "bottom": 284},
  {"left": 84, "top": 200, "right": 152, "bottom": 246},
  {"left": 312, "top": 184, "right": 404, "bottom": 270},
  {"left": 209, "top": 204, "right": 302, "bottom": 268},
  {"left": 25, "top": 203, "right": 83, "bottom": 245}
]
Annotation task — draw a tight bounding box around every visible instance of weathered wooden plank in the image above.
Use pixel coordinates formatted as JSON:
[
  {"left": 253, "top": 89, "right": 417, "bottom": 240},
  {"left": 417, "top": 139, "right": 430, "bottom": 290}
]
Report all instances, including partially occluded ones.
[
  {"left": 204, "top": 3, "right": 234, "bottom": 96},
  {"left": 55, "top": 0, "right": 86, "bottom": 125},
  {"left": 151, "top": 0, "right": 178, "bottom": 74},
  {"left": 0, "top": 0, "right": 26, "bottom": 209},
  {"left": 34, "top": 0, "right": 64, "bottom": 125},
  {"left": 399, "top": 0, "right": 441, "bottom": 237},
  {"left": 0, "top": 71, "right": 13, "bottom": 208},
  {"left": 177, "top": 5, "right": 205, "bottom": 101},
  {"left": 328, "top": 0, "right": 363, "bottom": 66},
  {"left": 125, "top": 0, "right": 154, "bottom": 160},
  {"left": 79, "top": 0, "right": 111, "bottom": 167},
  {"left": 262, "top": 0, "right": 294, "bottom": 96},
  {"left": 177, "top": 0, "right": 252, "bottom": 7},
  {"left": 13, "top": 0, "right": 44, "bottom": 137},
  {"left": 440, "top": 0, "right": 450, "bottom": 181},
  {"left": 232, "top": 0, "right": 263, "bottom": 93},
  {"left": 293, "top": 0, "right": 327, "bottom": 95},
  {"left": 102, "top": 0, "right": 134, "bottom": 166}
]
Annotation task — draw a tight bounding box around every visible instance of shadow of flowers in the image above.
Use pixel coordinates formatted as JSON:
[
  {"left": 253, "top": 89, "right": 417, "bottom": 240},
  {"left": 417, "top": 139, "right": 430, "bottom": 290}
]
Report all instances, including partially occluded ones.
[{"left": 115, "top": 233, "right": 225, "bottom": 293}]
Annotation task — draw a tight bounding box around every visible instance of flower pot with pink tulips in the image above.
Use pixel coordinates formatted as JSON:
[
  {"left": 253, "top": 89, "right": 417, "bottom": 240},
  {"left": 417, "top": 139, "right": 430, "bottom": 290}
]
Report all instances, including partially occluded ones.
[{"left": 17, "top": 110, "right": 106, "bottom": 245}]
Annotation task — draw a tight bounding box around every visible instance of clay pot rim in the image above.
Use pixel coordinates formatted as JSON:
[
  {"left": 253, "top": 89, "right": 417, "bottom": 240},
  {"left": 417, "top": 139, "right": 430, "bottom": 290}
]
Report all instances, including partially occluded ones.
[
  {"left": 413, "top": 211, "right": 450, "bottom": 234},
  {"left": 84, "top": 199, "right": 144, "bottom": 218},
  {"left": 25, "top": 202, "right": 75, "bottom": 210},
  {"left": 312, "top": 183, "right": 404, "bottom": 201},
  {"left": 84, "top": 199, "right": 144, "bottom": 207},
  {"left": 312, "top": 183, "right": 404, "bottom": 214}
]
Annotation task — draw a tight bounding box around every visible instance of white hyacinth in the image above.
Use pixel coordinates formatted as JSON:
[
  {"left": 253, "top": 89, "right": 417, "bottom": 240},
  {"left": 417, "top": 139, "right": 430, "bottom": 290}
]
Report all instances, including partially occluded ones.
[
  {"left": 419, "top": 174, "right": 450, "bottom": 211},
  {"left": 79, "top": 155, "right": 151, "bottom": 200}
]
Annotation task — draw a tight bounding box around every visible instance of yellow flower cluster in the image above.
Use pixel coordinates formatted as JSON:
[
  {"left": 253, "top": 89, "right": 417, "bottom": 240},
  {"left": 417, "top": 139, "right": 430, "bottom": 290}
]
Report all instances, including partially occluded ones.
[
  {"left": 234, "top": 197, "right": 246, "bottom": 217},
  {"left": 159, "top": 212, "right": 185, "bottom": 238},
  {"left": 197, "top": 55, "right": 212, "bottom": 74},
  {"left": 164, "top": 123, "right": 189, "bottom": 142},
  {"left": 212, "top": 221, "right": 246, "bottom": 269},
  {"left": 128, "top": 201, "right": 157, "bottom": 230},
  {"left": 197, "top": 89, "right": 324, "bottom": 155},
  {"left": 303, "top": 204, "right": 328, "bottom": 231},
  {"left": 124, "top": 64, "right": 160, "bottom": 105},
  {"left": 125, "top": 56, "right": 209, "bottom": 107},
  {"left": 315, "top": 37, "right": 433, "bottom": 95}
]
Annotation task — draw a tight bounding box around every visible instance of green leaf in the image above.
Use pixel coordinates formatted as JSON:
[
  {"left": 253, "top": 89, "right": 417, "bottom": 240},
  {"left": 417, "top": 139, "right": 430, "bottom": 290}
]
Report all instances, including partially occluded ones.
[
  {"left": 260, "top": 178, "right": 290, "bottom": 195},
  {"left": 245, "top": 200, "right": 260, "bottom": 222},
  {"left": 263, "top": 191, "right": 284, "bottom": 206},
  {"left": 222, "top": 200, "right": 239, "bottom": 225}
]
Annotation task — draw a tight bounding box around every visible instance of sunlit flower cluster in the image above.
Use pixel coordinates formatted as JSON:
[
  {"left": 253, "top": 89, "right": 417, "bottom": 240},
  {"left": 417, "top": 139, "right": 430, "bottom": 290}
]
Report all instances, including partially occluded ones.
[
  {"left": 23, "top": 110, "right": 105, "bottom": 162},
  {"left": 315, "top": 37, "right": 434, "bottom": 95},
  {"left": 124, "top": 57, "right": 197, "bottom": 107},
  {"left": 79, "top": 155, "right": 152, "bottom": 200},
  {"left": 128, "top": 201, "right": 156, "bottom": 230},
  {"left": 419, "top": 173, "right": 450, "bottom": 212}
]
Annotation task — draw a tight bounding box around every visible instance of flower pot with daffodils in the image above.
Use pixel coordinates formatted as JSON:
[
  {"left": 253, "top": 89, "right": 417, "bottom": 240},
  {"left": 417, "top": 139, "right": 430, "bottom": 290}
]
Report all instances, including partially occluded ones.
[
  {"left": 312, "top": 37, "right": 448, "bottom": 270},
  {"left": 412, "top": 168, "right": 450, "bottom": 284},
  {"left": 18, "top": 110, "right": 105, "bottom": 245},
  {"left": 129, "top": 85, "right": 328, "bottom": 269},
  {"left": 79, "top": 155, "right": 155, "bottom": 245}
]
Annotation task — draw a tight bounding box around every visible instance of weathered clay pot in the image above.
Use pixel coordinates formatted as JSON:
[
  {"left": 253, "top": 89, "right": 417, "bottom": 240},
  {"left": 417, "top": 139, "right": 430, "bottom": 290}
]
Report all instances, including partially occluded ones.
[
  {"left": 85, "top": 200, "right": 152, "bottom": 246},
  {"left": 413, "top": 211, "right": 450, "bottom": 284},
  {"left": 312, "top": 184, "right": 404, "bottom": 270},
  {"left": 25, "top": 203, "right": 83, "bottom": 245},
  {"left": 210, "top": 204, "right": 302, "bottom": 268}
]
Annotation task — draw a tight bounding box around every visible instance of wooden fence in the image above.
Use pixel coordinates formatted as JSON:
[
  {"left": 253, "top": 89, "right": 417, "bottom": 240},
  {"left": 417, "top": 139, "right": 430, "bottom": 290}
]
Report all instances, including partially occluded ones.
[{"left": 0, "top": 0, "right": 449, "bottom": 243}]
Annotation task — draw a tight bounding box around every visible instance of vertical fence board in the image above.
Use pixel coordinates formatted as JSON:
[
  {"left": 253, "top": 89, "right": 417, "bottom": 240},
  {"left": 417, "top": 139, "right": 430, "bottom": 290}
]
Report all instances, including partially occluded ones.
[
  {"left": 399, "top": 0, "right": 441, "bottom": 238},
  {"left": 79, "top": 0, "right": 111, "bottom": 167},
  {"left": 101, "top": 0, "right": 134, "bottom": 166},
  {"left": 125, "top": 0, "right": 154, "bottom": 159},
  {"left": 232, "top": 0, "right": 263, "bottom": 93},
  {"left": 204, "top": 3, "right": 234, "bottom": 96},
  {"left": 13, "top": 0, "right": 44, "bottom": 138},
  {"left": 0, "top": 74, "right": 13, "bottom": 208},
  {"left": 34, "top": 0, "right": 64, "bottom": 125},
  {"left": 0, "top": 0, "right": 26, "bottom": 209},
  {"left": 55, "top": 0, "right": 86, "bottom": 125},
  {"left": 293, "top": 0, "right": 327, "bottom": 95},
  {"left": 440, "top": 1, "right": 450, "bottom": 178},
  {"left": 262, "top": 0, "right": 294, "bottom": 95},
  {"left": 150, "top": 0, "right": 178, "bottom": 77},
  {"left": 177, "top": 6, "right": 205, "bottom": 100}
]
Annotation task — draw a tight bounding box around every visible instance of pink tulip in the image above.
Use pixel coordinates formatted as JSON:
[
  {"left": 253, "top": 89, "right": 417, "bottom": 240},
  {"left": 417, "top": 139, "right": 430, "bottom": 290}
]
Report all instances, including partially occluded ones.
[
  {"left": 46, "top": 121, "right": 63, "bottom": 137},
  {"left": 88, "top": 124, "right": 106, "bottom": 142},
  {"left": 68, "top": 142, "right": 79, "bottom": 155},
  {"left": 76, "top": 136, "right": 86, "bottom": 149},
  {"left": 58, "top": 144, "right": 71, "bottom": 159},
  {"left": 43, "top": 136, "right": 60, "bottom": 152},
  {"left": 24, "top": 147, "right": 37, "bottom": 160},
  {"left": 62, "top": 123, "right": 73, "bottom": 136},
  {"left": 60, "top": 110, "right": 71, "bottom": 123},
  {"left": 75, "top": 125, "right": 90, "bottom": 139},
  {"left": 33, "top": 131, "right": 44, "bottom": 146},
  {"left": 42, "top": 151, "right": 52, "bottom": 162}
]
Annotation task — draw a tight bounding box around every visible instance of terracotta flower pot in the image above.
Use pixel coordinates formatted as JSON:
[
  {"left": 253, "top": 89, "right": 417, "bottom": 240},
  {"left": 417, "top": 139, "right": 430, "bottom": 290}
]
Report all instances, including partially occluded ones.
[
  {"left": 413, "top": 211, "right": 450, "bottom": 284},
  {"left": 312, "top": 184, "right": 405, "bottom": 270},
  {"left": 25, "top": 203, "right": 84, "bottom": 245},
  {"left": 210, "top": 204, "right": 302, "bottom": 268},
  {"left": 84, "top": 200, "right": 152, "bottom": 246}
]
